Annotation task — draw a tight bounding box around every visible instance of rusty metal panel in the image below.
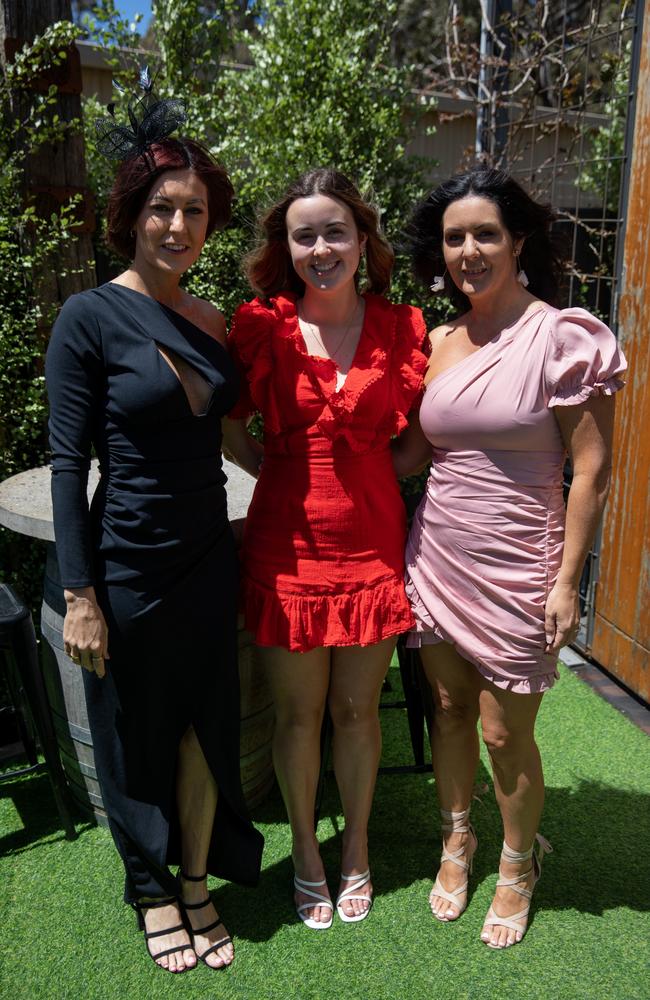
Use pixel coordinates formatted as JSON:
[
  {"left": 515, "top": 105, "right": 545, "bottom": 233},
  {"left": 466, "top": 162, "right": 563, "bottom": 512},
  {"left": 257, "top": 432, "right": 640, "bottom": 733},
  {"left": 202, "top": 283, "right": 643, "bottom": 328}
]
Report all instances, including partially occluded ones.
[{"left": 592, "top": 3, "right": 650, "bottom": 703}]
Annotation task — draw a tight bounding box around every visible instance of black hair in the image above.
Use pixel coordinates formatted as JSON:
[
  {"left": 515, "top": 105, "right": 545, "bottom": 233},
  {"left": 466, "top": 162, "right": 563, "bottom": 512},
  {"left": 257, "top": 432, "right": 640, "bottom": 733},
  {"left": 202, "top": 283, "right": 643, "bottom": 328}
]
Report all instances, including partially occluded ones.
[{"left": 406, "top": 167, "right": 568, "bottom": 312}]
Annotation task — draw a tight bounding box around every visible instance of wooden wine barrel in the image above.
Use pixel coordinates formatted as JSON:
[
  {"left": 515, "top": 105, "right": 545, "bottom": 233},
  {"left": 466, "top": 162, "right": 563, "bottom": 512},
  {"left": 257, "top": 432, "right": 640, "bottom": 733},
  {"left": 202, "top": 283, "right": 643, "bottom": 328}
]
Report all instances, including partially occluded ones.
[{"left": 40, "top": 544, "right": 274, "bottom": 826}]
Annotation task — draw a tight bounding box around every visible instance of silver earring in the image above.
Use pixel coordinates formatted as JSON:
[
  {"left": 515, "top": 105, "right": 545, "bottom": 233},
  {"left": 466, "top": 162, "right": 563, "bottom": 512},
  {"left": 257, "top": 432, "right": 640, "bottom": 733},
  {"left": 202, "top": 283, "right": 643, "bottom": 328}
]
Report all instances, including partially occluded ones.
[
  {"left": 430, "top": 274, "right": 446, "bottom": 293},
  {"left": 514, "top": 250, "right": 529, "bottom": 287}
]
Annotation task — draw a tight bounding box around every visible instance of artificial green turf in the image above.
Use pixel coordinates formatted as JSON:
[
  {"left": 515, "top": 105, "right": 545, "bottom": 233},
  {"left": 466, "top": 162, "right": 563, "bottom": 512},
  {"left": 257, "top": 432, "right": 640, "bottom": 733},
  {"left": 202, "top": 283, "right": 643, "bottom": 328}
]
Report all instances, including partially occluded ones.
[{"left": 1, "top": 662, "right": 649, "bottom": 1000}]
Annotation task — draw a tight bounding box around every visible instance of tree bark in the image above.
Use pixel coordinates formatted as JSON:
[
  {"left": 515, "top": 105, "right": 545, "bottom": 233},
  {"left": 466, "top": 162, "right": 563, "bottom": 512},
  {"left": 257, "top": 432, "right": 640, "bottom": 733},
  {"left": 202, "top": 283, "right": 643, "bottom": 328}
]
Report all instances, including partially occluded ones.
[{"left": 0, "top": 0, "right": 96, "bottom": 303}]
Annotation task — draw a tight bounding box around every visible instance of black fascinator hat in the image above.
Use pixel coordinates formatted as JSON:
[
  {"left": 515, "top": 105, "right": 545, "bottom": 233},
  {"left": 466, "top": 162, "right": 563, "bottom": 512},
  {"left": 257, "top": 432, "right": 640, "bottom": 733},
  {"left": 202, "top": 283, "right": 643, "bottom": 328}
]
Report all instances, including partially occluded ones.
[{"left": 95, "top": 66, "right": 186, "bottom": 161}]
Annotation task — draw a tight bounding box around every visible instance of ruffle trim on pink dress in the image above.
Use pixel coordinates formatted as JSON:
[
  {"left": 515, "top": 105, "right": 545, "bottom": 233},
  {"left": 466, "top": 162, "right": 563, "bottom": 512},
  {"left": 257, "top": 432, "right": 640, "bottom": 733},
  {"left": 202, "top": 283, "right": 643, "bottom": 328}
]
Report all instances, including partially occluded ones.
[
  {"left": 243, "top": 574, "right": 415, "bottom": 653},
  {"left": 548, "top": 374, "right": 626, "bottom": 407},
  {"left": 545, "top": 306, "right": 627, "bottom": 408},
  {"left": 405, "top": 580, "right": 558, "bottom": 694}
]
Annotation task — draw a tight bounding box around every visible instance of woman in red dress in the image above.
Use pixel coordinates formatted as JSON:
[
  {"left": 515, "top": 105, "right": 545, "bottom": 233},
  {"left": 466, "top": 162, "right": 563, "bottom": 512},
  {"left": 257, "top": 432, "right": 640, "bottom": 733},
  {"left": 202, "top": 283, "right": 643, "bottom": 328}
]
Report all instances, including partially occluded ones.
[{"left": 223, "top": 169, "right": 427, "bottom": 928}]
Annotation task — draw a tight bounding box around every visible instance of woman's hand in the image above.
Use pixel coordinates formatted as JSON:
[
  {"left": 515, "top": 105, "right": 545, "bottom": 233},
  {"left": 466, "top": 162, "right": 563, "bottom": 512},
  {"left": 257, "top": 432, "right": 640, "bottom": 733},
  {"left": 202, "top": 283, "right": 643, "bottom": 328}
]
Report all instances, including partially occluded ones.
[
  {"left": 222, "top": 416, "right": 264, "bottom": 479},
  {"left": 544, "top": 582, "right": 580, "bottom": 656},
  {"left": 63, "top": 587, "right": 110, "bottom": 678}
]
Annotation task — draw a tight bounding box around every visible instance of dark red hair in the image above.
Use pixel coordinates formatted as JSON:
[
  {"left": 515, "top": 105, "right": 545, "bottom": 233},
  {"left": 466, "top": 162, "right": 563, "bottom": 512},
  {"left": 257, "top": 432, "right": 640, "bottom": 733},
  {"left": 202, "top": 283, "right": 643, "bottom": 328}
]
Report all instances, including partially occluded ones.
[{"left": 106, "top": 137, "right": 234, "bottom": 259}]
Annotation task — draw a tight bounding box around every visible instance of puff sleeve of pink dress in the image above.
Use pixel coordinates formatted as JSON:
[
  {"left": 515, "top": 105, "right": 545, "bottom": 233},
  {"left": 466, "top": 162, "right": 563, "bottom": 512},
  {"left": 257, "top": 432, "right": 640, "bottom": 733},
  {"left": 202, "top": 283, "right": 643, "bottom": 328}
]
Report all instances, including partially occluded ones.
[{"left": 404, "top": 304, "right": 627, "bottom": 693}]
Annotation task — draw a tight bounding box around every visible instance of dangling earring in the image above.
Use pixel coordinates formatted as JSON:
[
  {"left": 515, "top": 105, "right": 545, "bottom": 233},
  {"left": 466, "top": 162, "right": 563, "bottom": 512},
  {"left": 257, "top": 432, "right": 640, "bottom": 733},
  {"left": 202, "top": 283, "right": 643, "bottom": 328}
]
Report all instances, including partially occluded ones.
[
  {"left": 430, "top": 272, "right": 446, "bottom": 293},
  {"left": 514, "top": 250, "right": 529, "bottom": 287},
  {"left": 130, "top": 228, "right": 136, "bottom": 239}
]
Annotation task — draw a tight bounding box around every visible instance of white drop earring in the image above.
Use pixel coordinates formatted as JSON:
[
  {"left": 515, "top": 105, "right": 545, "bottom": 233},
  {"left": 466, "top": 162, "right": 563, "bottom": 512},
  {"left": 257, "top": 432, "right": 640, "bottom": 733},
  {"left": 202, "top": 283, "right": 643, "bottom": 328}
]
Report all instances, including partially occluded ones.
[
  {"left": 430, "top": 273, "right": 446, "bottom": 293},
  {"left": 514, "top": 249, "right": 529, "bottom": 287}
]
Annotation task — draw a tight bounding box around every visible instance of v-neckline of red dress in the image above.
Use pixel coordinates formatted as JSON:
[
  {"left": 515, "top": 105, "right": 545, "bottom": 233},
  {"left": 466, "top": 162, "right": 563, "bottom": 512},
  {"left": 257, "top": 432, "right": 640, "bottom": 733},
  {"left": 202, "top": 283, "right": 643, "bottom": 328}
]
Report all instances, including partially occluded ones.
[{"left": 285, "top": 292, "right": 370, "bottom": 400}]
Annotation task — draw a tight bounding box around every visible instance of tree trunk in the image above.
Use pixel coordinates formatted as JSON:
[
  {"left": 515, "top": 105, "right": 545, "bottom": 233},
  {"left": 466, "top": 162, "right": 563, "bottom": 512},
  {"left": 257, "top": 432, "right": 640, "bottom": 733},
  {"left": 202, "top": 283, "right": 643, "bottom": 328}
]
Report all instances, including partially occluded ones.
[{"left": 0, "top": 0, "right": 96, "bottom": 304}]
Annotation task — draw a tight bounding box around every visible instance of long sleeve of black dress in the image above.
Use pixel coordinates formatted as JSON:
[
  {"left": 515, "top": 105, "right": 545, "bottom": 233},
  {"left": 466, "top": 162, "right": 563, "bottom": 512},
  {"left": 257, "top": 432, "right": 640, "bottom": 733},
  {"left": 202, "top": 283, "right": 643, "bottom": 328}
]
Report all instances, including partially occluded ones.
[{"left": 45, "top": 293, "right": 104, "bottom": 588}]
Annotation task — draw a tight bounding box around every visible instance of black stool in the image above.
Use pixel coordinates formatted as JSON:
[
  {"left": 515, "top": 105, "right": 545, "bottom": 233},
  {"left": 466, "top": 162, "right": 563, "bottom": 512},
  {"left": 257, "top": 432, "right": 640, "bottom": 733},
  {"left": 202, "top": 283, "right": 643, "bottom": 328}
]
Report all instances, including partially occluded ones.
[
  {"left": 0, "top": 583, "right": 76, "bottom": 839},
  {"left": 314, "top": 637, "right": 435, "bottom": 827}
]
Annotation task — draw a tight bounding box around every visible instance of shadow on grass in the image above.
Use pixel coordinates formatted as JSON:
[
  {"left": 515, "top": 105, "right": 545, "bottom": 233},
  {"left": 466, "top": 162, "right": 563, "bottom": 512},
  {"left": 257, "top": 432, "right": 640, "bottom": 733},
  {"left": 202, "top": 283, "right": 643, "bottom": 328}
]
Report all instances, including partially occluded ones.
[
  {"left": 3, "top": 757, "right": 648, "bottom": 944},
  {"left": 0, "top": 770, "right": 93, "bottom": 856},
  {"left": 236, "top": 761, "right": 650, "bottom": 943}
]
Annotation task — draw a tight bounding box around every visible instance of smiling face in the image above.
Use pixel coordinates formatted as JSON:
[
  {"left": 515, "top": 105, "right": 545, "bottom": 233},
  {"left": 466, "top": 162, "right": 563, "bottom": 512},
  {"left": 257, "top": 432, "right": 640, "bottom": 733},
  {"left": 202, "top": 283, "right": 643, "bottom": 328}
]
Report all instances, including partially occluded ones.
[
  {"left": 441, "top": 194, "right": 523, "bottom": 302},
  {"left": 133, "top": 168, "right": 209, "bottom": 277},
  {"left": 285, "top": 194, "right": 366, "bottom": 295}
]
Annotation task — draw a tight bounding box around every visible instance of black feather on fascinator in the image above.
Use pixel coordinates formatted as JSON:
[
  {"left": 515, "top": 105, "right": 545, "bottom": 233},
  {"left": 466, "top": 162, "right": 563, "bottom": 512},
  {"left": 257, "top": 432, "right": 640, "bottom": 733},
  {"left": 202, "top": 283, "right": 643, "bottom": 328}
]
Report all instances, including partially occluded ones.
[{"left": 95, "top": 66, "right": 186, "bottom": 161}]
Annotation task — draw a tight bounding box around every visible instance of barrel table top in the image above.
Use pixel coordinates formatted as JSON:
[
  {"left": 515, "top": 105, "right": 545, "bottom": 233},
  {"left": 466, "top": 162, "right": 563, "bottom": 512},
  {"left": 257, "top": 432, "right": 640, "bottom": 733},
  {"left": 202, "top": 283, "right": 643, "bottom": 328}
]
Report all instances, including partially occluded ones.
[{"left": 0, "top": 459, "right": 256, "bottom": 541}]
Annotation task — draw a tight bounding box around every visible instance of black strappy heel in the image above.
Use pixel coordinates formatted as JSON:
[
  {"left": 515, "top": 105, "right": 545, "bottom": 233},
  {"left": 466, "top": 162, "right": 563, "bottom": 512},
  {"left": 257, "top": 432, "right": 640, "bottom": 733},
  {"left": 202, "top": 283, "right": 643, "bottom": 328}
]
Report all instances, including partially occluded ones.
[
  {"left": 180, "top": 870, "right": 233, "bottom": 969},
  {"left": 132, "top": 896, "right": 194, "bottom": 972}
]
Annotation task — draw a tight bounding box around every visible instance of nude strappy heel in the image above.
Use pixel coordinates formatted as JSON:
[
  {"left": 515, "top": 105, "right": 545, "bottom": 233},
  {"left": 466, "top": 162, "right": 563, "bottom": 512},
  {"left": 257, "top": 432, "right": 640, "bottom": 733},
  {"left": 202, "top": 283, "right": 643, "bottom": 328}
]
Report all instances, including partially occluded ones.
[
  {"left": 481, "top": 834, "right": 553, "bottom": 948},
  {"left": 293, "top": 873, "right": 334, "bottom": 930},
  {"left": 430, "top": 806, "right": 478, "bottom": 921}
]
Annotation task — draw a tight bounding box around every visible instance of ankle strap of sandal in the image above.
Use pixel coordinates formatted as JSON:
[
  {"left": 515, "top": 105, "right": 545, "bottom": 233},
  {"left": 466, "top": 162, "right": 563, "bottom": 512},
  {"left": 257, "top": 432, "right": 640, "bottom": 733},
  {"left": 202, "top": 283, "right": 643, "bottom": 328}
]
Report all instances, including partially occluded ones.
[
  {"left": 180, "top": 870, "right": 208, "bottom": 882},
  {"left": 441, "top": 807, "right": 471, "bottom": 834},
  {"left": 501, "top": 833, "right": 553, "bottom": 872},
  {"left": 501, "top": 833, "right": 553, "bottom": 864},
  {"left": 132, "top": 896, "right": 176, "bottom": 910},
  {"left": 501, "top": 841, "right": 533, "bottom": 864}
]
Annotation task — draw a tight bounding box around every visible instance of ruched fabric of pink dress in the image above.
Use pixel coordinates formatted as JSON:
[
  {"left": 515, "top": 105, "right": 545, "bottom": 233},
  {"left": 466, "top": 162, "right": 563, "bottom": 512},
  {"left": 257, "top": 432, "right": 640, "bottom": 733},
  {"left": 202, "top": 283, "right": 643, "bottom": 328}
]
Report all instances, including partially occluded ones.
[{"left": 405, "top": 305, "right": 627, "bottom": 693}]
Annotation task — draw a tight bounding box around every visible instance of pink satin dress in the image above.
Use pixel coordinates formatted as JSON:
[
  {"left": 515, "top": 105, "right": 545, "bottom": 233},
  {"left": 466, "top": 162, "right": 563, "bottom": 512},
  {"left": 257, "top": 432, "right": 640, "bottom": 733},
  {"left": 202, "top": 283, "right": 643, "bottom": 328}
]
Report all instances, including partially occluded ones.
[{"left": 405, "top": 305, "right": 627, "bottom": 693}]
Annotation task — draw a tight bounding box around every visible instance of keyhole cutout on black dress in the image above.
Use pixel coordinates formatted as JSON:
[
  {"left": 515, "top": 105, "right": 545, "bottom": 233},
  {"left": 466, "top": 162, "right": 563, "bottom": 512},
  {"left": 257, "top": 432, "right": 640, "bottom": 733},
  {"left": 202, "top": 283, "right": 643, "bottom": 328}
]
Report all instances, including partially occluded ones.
[{"left": 156, "top": 344, "right": 213, "bottom": 417}]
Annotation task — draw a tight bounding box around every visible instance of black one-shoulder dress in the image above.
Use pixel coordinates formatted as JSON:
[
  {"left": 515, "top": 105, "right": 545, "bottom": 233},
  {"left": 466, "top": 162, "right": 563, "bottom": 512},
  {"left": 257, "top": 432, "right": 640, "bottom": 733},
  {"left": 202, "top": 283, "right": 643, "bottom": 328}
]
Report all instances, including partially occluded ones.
[{"left": 45, "top": 283, "right": 263, "bottom": 901}]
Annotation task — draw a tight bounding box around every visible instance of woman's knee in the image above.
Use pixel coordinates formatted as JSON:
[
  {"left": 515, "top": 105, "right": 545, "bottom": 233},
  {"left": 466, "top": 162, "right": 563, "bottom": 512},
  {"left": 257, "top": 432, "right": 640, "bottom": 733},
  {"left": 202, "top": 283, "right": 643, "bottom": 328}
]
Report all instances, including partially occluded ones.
[
  {"left": 327, "top": 691, "right": 379, "bottom": 731},
  {"left": 274, "top": 699, "right": 324, "bottom": 736},
  {"left": 481, "top": 722, "right": 536, "bottom": 766}
]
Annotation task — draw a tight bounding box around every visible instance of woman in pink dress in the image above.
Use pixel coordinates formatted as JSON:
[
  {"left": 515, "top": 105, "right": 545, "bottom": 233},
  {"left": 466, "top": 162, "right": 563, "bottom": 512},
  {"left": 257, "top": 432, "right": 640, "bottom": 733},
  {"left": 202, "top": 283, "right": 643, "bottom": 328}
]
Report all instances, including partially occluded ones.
[{"left": 393, "top": 168, "right": 626, "bottom": 949}]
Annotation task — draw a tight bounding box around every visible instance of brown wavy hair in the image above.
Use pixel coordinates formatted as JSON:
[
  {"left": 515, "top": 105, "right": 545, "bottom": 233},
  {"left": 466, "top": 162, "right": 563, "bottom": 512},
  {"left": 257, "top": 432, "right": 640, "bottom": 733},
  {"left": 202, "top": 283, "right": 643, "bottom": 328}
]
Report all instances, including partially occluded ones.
[
  {"left": 246, "top": 168, "right": 394, "bottom": 299},
  {"left": 106, "top": 137, "right": 234, "bottom": 260}
]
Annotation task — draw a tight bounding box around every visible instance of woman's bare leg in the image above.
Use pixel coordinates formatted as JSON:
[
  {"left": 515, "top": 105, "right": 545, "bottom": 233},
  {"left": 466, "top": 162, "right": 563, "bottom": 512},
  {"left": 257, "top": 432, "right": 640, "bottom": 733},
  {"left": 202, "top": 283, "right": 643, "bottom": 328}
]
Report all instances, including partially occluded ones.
[
  {"left": 328, "top": 637, "right": 396, "bottom": 918},
  {"left": 478, "top": 682, "right": 545, "bottom": 948},
  {"left": 176, "top": 725, "right": 233, "bottom": 968},
  {"left": 262, "top": 645, "right": 332, "bottom": 923},
  {"left": 419, "top": 642, "right": 482, "bottom": 920}
]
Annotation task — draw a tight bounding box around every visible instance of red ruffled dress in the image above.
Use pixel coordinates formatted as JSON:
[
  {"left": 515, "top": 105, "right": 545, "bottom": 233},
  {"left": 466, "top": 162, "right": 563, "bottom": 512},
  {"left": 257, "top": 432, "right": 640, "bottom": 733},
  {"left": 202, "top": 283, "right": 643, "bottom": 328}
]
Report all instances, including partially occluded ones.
[{"left": 228, "top": 291, "right": 428, "bottom": 653}]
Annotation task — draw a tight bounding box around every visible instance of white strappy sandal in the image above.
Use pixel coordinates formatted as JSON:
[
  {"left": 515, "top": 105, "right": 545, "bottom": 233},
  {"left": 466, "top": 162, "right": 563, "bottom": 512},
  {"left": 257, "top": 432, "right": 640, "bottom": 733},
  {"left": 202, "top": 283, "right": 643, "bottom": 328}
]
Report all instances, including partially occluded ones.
[
  {"left": 481, "top": 834, "right": 553, "bottom": 948},
  {"left": 293, "top": 874, "right": 333, "bottom": 930},
  {"left": 336, "top": 869, "right": 373, "bottom": 924},
  {"left": 430, "top": 806, "right": 478, "bottom": 921}
]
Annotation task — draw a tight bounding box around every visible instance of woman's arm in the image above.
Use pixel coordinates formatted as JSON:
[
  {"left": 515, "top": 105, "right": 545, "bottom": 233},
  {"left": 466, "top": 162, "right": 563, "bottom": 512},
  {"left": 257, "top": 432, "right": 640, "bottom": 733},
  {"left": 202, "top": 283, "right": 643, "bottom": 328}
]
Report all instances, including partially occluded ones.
[
  {"left": 391, "top": 409, "right": 432, "bottom": 478},
  {"left": 45, "top": 295, "right": 109, "bottom": 677},
  {"left": 222, "top": 416, "right": 264, "bottom": 479},
  {"left": 544, "top": 393, "right": 616, "bottom": 655}
]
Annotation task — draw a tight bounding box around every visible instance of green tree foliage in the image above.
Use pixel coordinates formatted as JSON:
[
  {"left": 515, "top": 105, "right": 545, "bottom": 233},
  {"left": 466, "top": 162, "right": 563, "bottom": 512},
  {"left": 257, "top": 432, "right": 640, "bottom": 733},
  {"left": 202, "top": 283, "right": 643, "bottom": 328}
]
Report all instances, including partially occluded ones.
[
  {"left": 82, "top": 0, "right": 435, "bottom": 315},
  {"left": 185, "top": 0, "right": 432, "bottom": 312},
  {"left": 0, "top": 21, "right": 86, "bottom": 607}
]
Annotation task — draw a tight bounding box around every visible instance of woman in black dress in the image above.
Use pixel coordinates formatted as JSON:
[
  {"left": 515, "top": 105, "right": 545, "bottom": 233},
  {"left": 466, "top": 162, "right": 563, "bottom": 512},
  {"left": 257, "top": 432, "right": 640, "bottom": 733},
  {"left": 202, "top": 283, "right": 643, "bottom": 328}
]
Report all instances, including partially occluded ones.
[{"left": 45, "top": 127, "right": 263, "bottom": 972}]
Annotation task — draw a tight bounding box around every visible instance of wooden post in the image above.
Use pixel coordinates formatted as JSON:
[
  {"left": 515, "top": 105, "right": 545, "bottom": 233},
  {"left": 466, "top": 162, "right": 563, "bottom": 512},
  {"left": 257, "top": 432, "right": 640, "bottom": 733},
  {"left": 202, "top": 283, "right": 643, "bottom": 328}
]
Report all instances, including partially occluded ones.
[
  {"left": 0, "top": 0, "right": 95, "bottom": 303},
  {"left": 590, "top": 5, "right": 650, "bottom": 703}
]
